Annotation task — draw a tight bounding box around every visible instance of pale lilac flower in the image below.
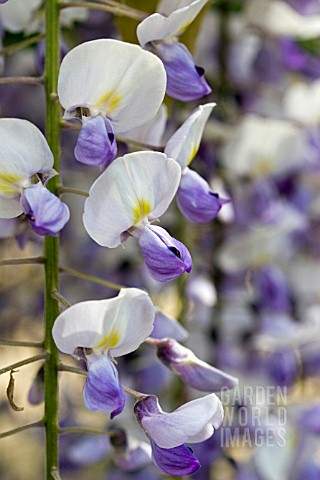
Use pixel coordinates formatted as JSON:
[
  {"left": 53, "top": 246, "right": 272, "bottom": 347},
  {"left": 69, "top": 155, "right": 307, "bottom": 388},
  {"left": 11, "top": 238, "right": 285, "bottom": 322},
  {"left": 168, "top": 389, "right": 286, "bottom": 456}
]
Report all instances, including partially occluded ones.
[
  {"left": 20, "top": 183, "right": 70, "bottom": 237},
  {"left": 137, "top": 0, "right": 211, "bottom": 101},
  {"left": 156, "top": 338, "right": 238, "bottom": 391},
  {"left": 83, "top": 151, "right": 192, "bottom": 281},
  {"left": 0, "top": 0, "right": 41, "bottom": 33},
  {"left": 52, "top": 288, "right": 155, "bottom": 417},
  {"left": 134, "top": 394, "right": 223, "bottom": 475},
  {"left": 58, "top": 39, "right": 166, "bottom": 168}
]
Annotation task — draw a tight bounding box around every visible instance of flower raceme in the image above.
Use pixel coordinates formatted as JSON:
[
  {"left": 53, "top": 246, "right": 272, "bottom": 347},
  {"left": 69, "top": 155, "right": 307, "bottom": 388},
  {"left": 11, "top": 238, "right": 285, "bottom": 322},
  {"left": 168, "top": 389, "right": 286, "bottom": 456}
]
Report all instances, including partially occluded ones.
[
  {"left": 83, "top": 151, "right": 192, "bottom": 282},
  {"left": 165, "top": 103, "right": 230, "bottom": 223},
  {"left": 52, "top": 288, "right": 155, "bottom": 418},
  {"left": 57, "top": 39, "right": 167, "bottom": 169},
  {"left": 134, "top": 394, "right": 224, "bottom": 476},
  {"left": 0, "top": 118, "right": 69, "bottom": 236},
  {"left": 137, "top": 0, "right": 211, "bottom": 102}
]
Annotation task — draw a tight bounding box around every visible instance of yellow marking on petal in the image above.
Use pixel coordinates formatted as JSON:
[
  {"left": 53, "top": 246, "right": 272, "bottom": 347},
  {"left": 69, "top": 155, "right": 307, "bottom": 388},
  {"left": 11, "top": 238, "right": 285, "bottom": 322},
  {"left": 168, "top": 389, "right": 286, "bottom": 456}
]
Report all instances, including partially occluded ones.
[
  {"left": 0, "top": 173, "right": 23, "bottom": 196},
  {"left": 176, "top": 19, "right": 193, "bottom": 36},
  {"left": 94, "top": 90, "right": 121, "bottom": 114},
  {"left": 95, "top": 330, "right": 120, "bottom": 350},
  {"left": 187, "top": 144, "right": 199, "bottom": 166},
  {"left": 133, "top": 198, "right": 151, "bottom": 224},
  {"left": 255, "top": 158, "right": 273, "bottom": 176}
]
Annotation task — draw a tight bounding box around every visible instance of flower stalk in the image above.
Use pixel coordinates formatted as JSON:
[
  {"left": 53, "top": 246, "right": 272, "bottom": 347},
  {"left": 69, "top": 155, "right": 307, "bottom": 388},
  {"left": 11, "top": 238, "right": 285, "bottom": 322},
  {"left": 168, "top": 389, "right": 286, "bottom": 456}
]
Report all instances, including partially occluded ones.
[{"left": 43, "top": 1, "right": 61, "bottom": 478}]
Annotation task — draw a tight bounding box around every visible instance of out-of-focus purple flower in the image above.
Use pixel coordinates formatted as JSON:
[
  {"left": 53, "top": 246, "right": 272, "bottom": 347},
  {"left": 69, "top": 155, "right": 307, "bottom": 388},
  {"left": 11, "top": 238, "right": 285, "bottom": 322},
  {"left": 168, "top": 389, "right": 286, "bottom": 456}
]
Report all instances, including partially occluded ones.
[
  {"left": 266, "top": 349, "right": 298, "bottom": 388},
  {"left": 83, "top": 355, "right": 126, "bottom": 419},
  {"left": 0, "top": 1, "right": 9, "bottom": 4},
  {"left": 280, "top": 37, "right": 320, "bottom": 78},
  {"left": 110, "top": 428, "right": 152, "bottom": 472},
  {"left": 177, "top": 168, "right": 229, "bottom": 223},
  {"left": 35, "top": 38, "right": 69, "bottom": 75},
  {"left": 253, "top": 265, "right": 291, "bottom": 312},
  {"left": 20, "top": 184, "right": 70, "bottom": 236},
  {"left": 74, "top": 115, "right": 117, "bottom": 170},
  {"left": 156, "top": 338, "right": 238, "bottom": 391},
  {"left": 135, "top": 224, "right": 192, "bottom": 282},
  {"left": 67, "top": 435, "right": 111, "bottom": 466},
  {"left": 299, "top": 404, "right": 320, "bottom": 434},
  {"left": 28, "top": 365, "right": 44, "bottom": 405},
  {"left": 156, "top": 42, "right": 211, "bottom": 102}
]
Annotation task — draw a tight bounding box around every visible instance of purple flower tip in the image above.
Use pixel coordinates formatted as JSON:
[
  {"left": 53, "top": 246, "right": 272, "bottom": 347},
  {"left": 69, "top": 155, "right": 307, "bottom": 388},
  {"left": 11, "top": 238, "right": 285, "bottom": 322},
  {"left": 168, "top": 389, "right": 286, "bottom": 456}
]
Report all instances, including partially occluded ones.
[
  {"left": 83, "top": 355, "right": 125, "bottom": 418},
  {"left": 151, "top": 440, "right": 201, "bottom": 476},
  {"left": 156, "top": 42, "right": 211, "bottom": 102},
  {"left": 136, "top": 224, "right": 192, "bottom": 282},
  {"left": 21, "top": 184, "right": 70, "bottom": 236},
  {"left": 75, "top": 115, "right": 117, "bottom": 170},
  {"left": 177, "top": 169, "right": 229, "bottom": 223}
]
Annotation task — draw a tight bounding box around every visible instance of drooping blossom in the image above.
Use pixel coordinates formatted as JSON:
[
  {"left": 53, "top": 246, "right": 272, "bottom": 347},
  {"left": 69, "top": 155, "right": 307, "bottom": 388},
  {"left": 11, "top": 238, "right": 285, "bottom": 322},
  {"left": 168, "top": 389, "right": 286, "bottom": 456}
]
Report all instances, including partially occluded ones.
[
  {"left": 134, "top": 394, "right": 224, "bottom": 475},
  {"left": 58, "top": 39, "right": 166, "bottom": 169},
  {"left": 83, "top": 151, "right": 192, "bottom": 281},
  {"left": 0, "top": 0, "right": 41, "bottom": 32},
  {"left": 137, "top": 0, "right": 211, "bottom": 101},
  {"left": 0, "top": 118, "right": 69, "bottom": 236},
  {"left": 165, "top": 103, "right": 229, "bottom": 222},
  {"left": 155, "top": 338, "right": 238, "bottom": 391},
  {"left": 52, "top": 288, "right": 155, "bottom": 418}
]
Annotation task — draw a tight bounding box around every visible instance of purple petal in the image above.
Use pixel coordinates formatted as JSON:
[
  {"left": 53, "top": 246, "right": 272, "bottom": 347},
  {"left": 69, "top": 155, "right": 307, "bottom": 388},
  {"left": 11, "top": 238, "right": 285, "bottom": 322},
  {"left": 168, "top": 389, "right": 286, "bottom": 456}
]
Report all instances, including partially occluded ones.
[
  {"left": 75, "top": 115, "right": 117, "bottom": 170},
  {"left": 21, "top": 184, "right": 70, "bottom": 236},
  {"left": 136, "top": 224, "right": 192, "bottom": 282},
  {"left": 150, "top": 440, "right": 200, "bottom": 476},
  {"left": 253, "top": 265, "right": 290, "bottom": 312},
  {"left": 177, "top": 169, "right": 229, "bottom": 223},
  {"left": 156, "top": 42, "right": 211, "bottom": 102},
  {"left": 157, "top": 338, "right": 238, "bottom": 392},
  {"left": 83, "top": 355, "right": 125, "bottom": 419},
  {"left": 68, "top": 435, "right": 111, "bottom": 465}
]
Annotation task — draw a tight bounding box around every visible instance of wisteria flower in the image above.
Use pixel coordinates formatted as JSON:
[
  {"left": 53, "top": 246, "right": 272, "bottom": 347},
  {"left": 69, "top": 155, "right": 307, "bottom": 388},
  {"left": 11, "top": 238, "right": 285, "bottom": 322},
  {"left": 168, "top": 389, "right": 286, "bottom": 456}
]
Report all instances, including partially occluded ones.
[
  {"left": 0, "top": 118, "right": 69, "bottom": 236},
  {"left": 0, "top": 0, "right": 42, "bottom": 33},
  {"left": 155, "top": 338, "right": 238, "bottom": 391},
  {"left": 58, "top": 39, "right": 166, "bottom": 169},
  {"left": 165, "top": 103, "right": 229, "bottom": 222},
  {"left": 137, "top": 0, "right": 211, "bottom": 101},
  {"left": 134, "top": 394, "right": 224, "bottom": 475},
  {"left": 52, "top": 288, "right": 155, "bottom": 418},
  {"left": 83, "top": 151, "right": 192, "bottom": 282}
]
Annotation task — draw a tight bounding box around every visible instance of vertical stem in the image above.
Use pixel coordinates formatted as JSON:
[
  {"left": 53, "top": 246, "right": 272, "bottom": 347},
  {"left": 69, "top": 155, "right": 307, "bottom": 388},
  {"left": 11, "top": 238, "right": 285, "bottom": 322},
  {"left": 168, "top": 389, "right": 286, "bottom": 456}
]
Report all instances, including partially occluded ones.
[{"left": 44, "top": 1, "right": 61, "bottom": 479}]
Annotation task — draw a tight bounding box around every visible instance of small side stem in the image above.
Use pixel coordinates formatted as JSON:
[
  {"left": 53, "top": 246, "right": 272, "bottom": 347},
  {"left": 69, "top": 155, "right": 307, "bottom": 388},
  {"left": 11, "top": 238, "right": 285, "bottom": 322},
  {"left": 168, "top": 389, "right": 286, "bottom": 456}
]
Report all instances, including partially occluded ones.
[
  {"left": 0, "top": 340, "right": 43, "bottom": 348},
  {"left": 59, "top": 186, "right": 89, "bottom": 197},
  {"left": 0, "top": 33, "right": 45, "bottom": 56},
  {"left": 0, "top": 256, "right": 45, "bottom": 266},
  {"left": 0, "top": 76, "right": 43, "bottom": 85},
  {"left": 59, "top": 266, "right": 124, "bottom": 290},
  {"left": 0, "top": 353, "right": 48, "bottom": 376},
  {"left": 0, "top": 420, "right": 43, "bottom": 439},
  {"left": 59, "top": 0, "right": 147, "bottom": 20},
  {"left": 59, "top": 427, "right": 109, "bottom": 435},
  {"left": 51, "top": 290, "right": 71, "bottom": 309}
]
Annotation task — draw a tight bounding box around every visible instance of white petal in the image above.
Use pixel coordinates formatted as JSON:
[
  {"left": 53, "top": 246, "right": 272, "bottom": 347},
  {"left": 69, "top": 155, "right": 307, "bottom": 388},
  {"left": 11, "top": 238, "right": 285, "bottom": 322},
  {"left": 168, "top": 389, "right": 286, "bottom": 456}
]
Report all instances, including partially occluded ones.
[
  {"left": 142, "top": 394, "right": 223, "bottom": 449},
  {"left": 0, "top": 196, "right": 22, "bottom": 218},
  {"left": 58, "top": 39, "right": 166, "bottom": 133},
  {"left": 0, "top": 118, "right": 54, "bottom": 177},
  {"left": 83, "top": 151, "right": 181, "bottom": 248},
  {"left": 137, "top": 0, "right": 209, "bottom": 46},
  {"left": 283, "top": 80, "right": 320, "bottom": 126},
  {"left": 121, "top": 105, "right": 167, "bottom": 148},
  {"left": 165, "top": 103, "right": 215, "bottom": 170},
  {"left": 52, "top": 288, "right": 154, "bottom": 356},
  {"left": 0, "top": 0, "right": 42, "bottom": 33}
]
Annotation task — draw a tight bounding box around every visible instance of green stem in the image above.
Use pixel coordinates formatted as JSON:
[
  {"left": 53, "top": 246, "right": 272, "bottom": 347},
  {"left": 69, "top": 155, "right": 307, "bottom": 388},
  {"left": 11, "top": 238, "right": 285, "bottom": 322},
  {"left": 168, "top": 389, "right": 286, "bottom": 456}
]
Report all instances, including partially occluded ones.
[
  {"left": 51, "top": 290, "right": 71, "bottom": 309},
  {"left": 0, "top": 33, "right": 45, "bottom": 56},
  {"left": 0, "top": 256, "right": 45, "bottom": 266},
  {"left": 59, "top": 427, "right": 109, "bottom": 435},
  {"left": 59, "top": 186, "right": 89, "bottom": 197},
  {"left": 0, "top": 420, "right": 43, "bottom": 439},
  {"left": 59, "top": 0, "right": 146, "bottom": 20},
  {"left": 59, "top": 266, "right": 124, "bottom": 290},
  {"left": 44, "top": 1, "right": 61, "bottom": 479},
  {"left": 0, "top": 340, "right": 43, "bottom": 348},
  {"left": 0, "top": 353, "right": 48, "bottom": 375},
  {"left": 0, "top": 76, "right": 43, "bottom": 85}
]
